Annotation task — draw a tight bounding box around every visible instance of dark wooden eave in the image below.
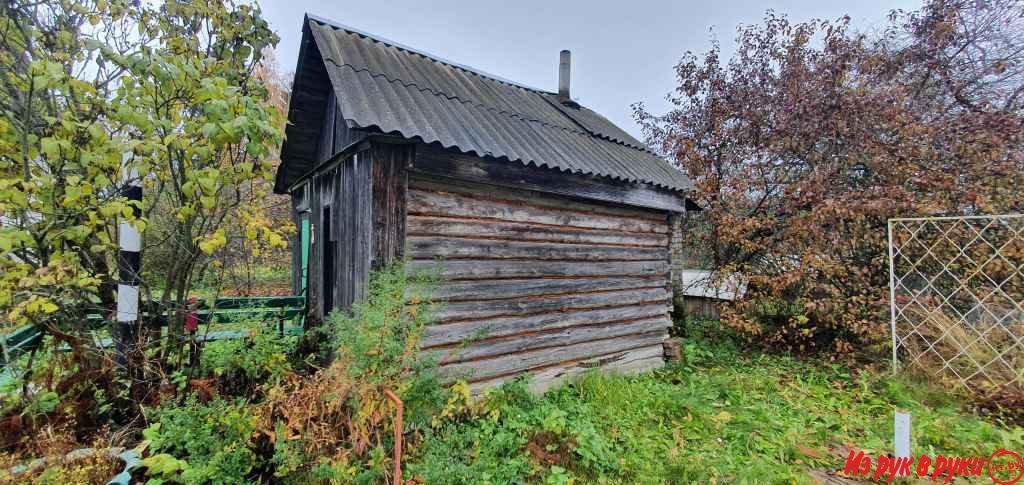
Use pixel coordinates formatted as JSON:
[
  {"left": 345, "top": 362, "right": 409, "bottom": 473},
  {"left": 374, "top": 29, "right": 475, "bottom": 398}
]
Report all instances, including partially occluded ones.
[
  {"left": 412, "top": 144, "right": 691, "bottom": 213},
  {"left": 274, "top": 17, "right": 332, "bottom": 194}
]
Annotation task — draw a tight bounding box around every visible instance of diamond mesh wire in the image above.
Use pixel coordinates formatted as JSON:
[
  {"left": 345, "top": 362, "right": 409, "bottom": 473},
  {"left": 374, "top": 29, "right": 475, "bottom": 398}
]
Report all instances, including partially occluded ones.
[{"left": 888, "top": 215, "right": 1024, "bottom": 391}]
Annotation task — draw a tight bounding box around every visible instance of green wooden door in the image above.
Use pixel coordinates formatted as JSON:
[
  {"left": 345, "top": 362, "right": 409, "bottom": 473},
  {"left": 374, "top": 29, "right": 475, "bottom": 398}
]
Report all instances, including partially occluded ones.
[{"left": 300, "top": 215, "right": 310, "bottom": 294}]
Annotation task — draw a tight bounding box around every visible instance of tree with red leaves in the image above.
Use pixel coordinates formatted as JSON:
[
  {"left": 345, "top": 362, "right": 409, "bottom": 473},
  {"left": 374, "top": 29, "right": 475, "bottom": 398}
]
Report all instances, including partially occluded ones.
[{"left": 637, "top": 0, "right": 1024, "bottom": 354}]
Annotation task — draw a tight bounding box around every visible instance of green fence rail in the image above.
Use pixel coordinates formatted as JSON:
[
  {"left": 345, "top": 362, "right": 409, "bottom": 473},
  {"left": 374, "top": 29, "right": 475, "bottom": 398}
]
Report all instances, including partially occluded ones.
[{"left": 0, "top": 295, "right": 306, "bottom": 369}]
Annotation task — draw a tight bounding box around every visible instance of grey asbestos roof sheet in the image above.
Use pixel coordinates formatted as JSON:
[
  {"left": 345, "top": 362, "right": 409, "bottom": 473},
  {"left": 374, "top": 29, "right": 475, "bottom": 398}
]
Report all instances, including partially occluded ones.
[{"left": 297, "top": 16, "right": 692, "bottom": 192}]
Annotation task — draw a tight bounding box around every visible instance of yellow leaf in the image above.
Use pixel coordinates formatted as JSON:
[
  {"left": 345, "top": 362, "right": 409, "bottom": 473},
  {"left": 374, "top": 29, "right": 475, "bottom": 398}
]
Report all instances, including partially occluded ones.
[{"left": 197, "top": 229, "right": 227, "bottom": 255}]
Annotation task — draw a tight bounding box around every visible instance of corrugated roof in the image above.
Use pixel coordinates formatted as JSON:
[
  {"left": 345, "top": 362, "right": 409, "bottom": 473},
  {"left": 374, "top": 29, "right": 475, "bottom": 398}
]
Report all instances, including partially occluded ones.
[{"left": 278, "top": 15, "right": 693, "bottom": 193}]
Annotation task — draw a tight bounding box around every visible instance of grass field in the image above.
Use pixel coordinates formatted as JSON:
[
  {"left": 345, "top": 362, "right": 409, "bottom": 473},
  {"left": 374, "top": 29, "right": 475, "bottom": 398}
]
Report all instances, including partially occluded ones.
[{"left": 408, "top": 338, "right": 1024, "bottom": 484}]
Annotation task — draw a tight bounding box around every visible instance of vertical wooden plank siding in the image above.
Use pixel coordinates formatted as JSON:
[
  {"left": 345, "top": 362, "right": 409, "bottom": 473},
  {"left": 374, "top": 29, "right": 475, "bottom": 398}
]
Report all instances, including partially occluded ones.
[
  {"left": 307, "top": 166, "right": 329, "bottom": 318},
  {"left": 299, "top": 90, "right": 375, "bottom": 320},
  {"left": 352, "top": 154, "right": 373, "bottom": 305},
  {"left": 305, "top": 152, "right": 374, "bottom": 318},
  {"left": 334, "top": 153, "right": 373, "bottom": 311},
  {"left": 407, "top": 174, "right": 673, "bottom": 393},
  {"left": 318, "top": 91, "right": 336, "bottom": 162},
  {"left": 371, "top": 144, "right": 411, "bottom": 270}
]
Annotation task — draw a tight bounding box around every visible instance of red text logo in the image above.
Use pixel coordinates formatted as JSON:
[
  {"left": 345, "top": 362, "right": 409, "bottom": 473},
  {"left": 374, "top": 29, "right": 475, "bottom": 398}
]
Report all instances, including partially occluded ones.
[{"left": 842, "top": 448, "right": 1024, "bottom": 484}]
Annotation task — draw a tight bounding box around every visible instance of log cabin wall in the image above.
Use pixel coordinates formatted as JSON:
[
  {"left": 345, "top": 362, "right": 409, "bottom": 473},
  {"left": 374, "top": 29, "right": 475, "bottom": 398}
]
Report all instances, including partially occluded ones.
[
  {"left": 278, "top": 17, "right": 697, "bottom": 342},
  {"left": 406, "top": 172, "right": 673, "bottom": 393}
]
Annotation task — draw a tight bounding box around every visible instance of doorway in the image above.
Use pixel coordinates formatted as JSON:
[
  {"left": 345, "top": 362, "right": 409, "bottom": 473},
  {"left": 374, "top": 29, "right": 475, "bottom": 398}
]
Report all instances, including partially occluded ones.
[{"left": 321, "top": 206, "right": 335, "bottom": 315}]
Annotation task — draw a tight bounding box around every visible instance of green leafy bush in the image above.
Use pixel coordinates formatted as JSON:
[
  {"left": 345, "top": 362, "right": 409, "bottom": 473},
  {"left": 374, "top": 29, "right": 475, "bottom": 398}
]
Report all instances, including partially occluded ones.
[
  {"left": 409, "top": 379, "right": 536, "bottom": 484},
  {"left": 409, "top": 377, "right": 619, "bottom": 484},
  {"left": 327, "top": 263, "right": 446, "bottom": 428},
  {"left": 329, "top": 264, "right": 435, "bottom": 382},
  {"left": 143, "top": 398, "right": 260, "bottom": 484},
  {"left": 253, "top": 263, "right": 447, "bottom": 482},
  {"left": 199, "top": 331, "right": 296, "bottom": 396}
]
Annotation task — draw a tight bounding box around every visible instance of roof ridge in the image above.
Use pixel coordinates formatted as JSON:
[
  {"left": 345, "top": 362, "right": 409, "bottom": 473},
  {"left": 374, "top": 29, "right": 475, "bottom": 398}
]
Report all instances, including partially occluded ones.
[
  {"left": 327, "top": 61, "right": 657, "bottom": 154},
  {"left": 309, "top": 14, "right": 658, "bottom": 156},
  {"left": 307, "top": 14, "right": 554, "bottom": 95}
]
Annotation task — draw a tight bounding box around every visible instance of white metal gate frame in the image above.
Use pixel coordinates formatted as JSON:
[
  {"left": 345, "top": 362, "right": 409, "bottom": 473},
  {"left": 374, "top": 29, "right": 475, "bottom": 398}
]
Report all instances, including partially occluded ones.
[{"left": 887, "top": 214, "right": 1024, "bottom": 390}]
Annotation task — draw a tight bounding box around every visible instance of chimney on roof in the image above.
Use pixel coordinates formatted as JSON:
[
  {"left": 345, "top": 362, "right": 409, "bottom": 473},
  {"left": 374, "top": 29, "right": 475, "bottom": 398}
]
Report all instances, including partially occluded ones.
[{"left": 558, "top": 50, "right": 571, "bottom": 103}]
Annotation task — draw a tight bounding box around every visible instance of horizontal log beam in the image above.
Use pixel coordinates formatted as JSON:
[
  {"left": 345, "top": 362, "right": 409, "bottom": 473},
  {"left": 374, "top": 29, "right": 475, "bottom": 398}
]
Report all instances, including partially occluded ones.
[
  {"left": 424, "top": 276, "right": 665, "bottom": 302},
  {"left": 408, "top": 236, "right": 667, "bottom": 262},
  {"left": 408, "top": 215, "right": 668, "bottom": 248},
  {"left": 433, "top": 287, "right": 670, "bottom": 322},
  {"left": 439, "top": 331, "right": 667, "bottom": 383},
  {"left": 468, "top": 344, "right": 666, "bottom": 395},
  {"left": 422, "top": 302, "right": 669, "bottom": 348},
  {"left": 409, "top": 260, "right": 669, "bottom": 280},
  {"left": 410, "top": 175, "right": 669, "bottom": 222},
  {"left": 426, "top": 316, "right": 671, "bottom": 364},
  {"left": 412, "top": 146, "right": 689, "bottom": 213},
  {"left": 408, "top": 186, "right": 668, "bottom": 234}
]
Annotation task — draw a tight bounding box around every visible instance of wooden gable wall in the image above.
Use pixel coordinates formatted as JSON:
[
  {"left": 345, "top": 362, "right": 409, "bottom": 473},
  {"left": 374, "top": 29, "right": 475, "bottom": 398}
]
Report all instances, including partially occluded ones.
[{"left": 404, "top": 147, "right": 674, "bottom": 393}]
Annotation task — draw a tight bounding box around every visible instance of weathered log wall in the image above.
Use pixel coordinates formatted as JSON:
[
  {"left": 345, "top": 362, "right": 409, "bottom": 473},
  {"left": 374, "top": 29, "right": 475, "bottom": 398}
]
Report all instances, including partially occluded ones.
[{"left": 407, "top": 174, "right": 672, "bottom": 393}]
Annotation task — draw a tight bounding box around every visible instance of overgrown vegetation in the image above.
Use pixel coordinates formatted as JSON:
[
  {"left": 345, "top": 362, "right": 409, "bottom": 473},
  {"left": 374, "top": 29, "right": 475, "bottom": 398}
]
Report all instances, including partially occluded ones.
[
  {"left": 409, "top": 333, "right": 1024, "bottom": 484},
  {"left": 132, "top": 263, "right": 443, "bottom": 483},
  {"left": 2, "top": 0, "right": 1020, "bottom": 481},
  {"left": 3, "top": 265, "right": 1019, "bottom": 482},
  {"left": 0, "top": 446, "right": 126, "bottom": 484},
  {"left": 144, "top": 398, "right": 260, "bottom": 483},
  {"left": 0, "top": 0, "right": 292, "bottom": 438}
]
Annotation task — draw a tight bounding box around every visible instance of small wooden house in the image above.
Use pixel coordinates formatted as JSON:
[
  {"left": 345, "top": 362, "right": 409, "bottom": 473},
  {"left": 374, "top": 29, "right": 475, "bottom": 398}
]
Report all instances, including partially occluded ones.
[{"left": 275, "top": 15, "right": 695, "bottom": 392}]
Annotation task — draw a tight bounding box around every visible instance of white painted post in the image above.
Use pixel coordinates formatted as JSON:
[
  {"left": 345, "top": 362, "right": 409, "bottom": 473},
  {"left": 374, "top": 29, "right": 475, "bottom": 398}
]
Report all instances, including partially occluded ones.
[
  {"left": 894, "top": 410, "right": 911, "bottom": 459},
  {"left": 887, "top": 220, "right": 899, "bottom": 372},
  {"left": 116, "top": 163, "right": 142, "bottom": 370}
]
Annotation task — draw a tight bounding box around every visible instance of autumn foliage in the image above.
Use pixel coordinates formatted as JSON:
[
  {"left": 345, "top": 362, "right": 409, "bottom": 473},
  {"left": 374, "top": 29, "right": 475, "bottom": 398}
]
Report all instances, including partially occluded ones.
[{"left": 637, "top": 0, "right": 1024, "bottom": 354}]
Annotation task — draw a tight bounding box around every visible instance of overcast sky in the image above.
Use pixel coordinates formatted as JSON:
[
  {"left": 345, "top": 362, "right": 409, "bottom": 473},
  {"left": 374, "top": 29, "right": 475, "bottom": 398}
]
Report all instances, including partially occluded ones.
[{"left": 260, "top": 0, "right": 922, "bottom": 139}]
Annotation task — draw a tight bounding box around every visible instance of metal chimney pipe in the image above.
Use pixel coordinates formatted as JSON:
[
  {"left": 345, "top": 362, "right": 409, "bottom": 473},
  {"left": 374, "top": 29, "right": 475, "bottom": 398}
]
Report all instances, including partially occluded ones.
[{"left": 558, "top": 50, "right": 571, "bottom": 103}]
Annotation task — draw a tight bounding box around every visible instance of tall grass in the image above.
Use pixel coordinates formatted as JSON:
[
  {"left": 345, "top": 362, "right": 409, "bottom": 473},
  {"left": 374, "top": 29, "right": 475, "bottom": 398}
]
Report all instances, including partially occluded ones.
[
  {"left": 900, "top": 304, "right": 1024, "bottom": 423},
  {"left": 409, "top": 337, "right": 1023, "bottom": 483}
]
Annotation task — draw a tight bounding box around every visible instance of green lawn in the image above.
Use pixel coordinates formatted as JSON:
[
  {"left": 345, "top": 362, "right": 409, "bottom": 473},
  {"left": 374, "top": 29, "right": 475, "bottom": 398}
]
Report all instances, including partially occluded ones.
[{"left": 408, "top": 340, "right": 1023, "bottom": 484}]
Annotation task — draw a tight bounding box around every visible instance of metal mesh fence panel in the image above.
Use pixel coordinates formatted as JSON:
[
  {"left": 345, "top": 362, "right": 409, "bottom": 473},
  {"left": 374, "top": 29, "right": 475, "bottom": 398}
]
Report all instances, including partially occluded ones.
[{"left": 888, "top": 215, "right": 1024, "bottom": 392}]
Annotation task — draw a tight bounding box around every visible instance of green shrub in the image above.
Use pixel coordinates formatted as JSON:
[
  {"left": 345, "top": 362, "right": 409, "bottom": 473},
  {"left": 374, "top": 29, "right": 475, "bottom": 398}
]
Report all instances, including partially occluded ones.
[
  {"left": 327, "top": 263, "right": 446, "bottom": 428},
  {"left": 329, "top": 264, "right": 435, "bottom": 381},
  {"left": 199, "top": 331, "right": 296, "bottom": 396},
  {"left": 409, "top": 376, "right": 620, "bottom": 484},
  {"left": 408, "top": 380, "right": 536, "bottom": 484},
  {"left": 255, "top": 262, "right": 448, "bottom": 482},
  {"left": 143, "top": 398, "right": 261, "bottom": 484}
]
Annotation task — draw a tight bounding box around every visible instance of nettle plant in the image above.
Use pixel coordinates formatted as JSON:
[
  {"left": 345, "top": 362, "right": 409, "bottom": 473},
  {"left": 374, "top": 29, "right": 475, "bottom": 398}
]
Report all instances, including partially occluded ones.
[{"left": 0, "top": 0, "right": 285, "bottom": 365}]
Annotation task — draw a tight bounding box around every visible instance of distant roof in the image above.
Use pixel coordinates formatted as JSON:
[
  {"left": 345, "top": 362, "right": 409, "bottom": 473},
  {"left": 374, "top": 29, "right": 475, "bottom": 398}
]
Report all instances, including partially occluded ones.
[{"left": 275, "top": 14, "right": 693, "bottom": 193}]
